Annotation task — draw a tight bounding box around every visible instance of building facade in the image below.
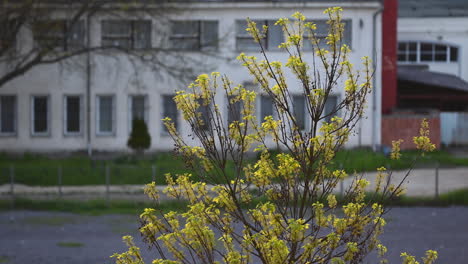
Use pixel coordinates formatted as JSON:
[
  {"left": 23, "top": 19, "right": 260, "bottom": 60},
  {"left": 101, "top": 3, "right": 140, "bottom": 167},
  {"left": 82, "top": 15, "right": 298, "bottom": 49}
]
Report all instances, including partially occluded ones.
[
  {"left": 0, "top": 1, "right": 383, "bottom": 153},
  {"left": 381, "top": 0, "right": 468, "bottom": 149},
  {"left": 398, "top": 0, "right": 468, "bottom": 82}
]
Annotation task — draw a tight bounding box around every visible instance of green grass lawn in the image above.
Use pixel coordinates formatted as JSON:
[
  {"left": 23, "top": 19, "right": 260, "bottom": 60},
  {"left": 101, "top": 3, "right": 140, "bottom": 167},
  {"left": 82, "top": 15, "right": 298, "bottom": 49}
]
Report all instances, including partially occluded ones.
[{"left": 0, "top": 149, "right": 467, "bottom": 186}]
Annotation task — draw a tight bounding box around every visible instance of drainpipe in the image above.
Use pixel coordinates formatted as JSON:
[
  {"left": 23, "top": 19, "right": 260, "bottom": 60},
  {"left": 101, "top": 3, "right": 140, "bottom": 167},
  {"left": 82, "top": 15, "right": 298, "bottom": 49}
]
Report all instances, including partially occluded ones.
[
  {"left": 86, "top": 13, "right": 93, "bottom": 157},
  {"left": 372, "top": 3, "right": 384, "bottom": 151}
]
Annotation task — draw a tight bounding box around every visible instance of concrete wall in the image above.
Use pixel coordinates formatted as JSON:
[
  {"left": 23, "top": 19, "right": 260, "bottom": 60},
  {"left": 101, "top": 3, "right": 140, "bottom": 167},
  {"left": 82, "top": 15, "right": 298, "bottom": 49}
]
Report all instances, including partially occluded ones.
[{"left": 0, "top": 2, "right": 383, "bottom": 153}]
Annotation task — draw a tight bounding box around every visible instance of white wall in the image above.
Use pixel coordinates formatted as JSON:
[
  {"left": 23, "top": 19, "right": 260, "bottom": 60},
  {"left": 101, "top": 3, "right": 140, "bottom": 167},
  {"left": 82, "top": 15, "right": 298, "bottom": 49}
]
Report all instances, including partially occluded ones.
[
  {"left": 398, "top": 17, "right": 468, "bottom": 81},
  {"left": 0, "top": 2, "right": 382, "bottom": 152}
]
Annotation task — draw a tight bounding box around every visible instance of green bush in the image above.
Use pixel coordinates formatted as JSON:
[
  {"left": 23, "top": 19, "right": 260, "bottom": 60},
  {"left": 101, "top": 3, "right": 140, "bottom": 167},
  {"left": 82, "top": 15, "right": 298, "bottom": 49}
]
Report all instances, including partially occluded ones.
[{"left": 127, "top": 119, "right": 151, "bottom": 153}]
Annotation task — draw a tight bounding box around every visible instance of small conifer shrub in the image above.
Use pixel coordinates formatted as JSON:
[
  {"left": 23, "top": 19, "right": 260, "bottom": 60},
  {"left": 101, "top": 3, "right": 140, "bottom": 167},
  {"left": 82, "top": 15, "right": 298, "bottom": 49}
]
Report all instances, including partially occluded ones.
[{"left": 127, "top": 118, "right": 151, "bottom": 153}]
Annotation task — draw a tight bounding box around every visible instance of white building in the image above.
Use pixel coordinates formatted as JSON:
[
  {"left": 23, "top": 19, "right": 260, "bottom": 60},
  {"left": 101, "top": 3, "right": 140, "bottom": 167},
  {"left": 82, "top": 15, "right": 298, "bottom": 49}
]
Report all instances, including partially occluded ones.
[
  {"left": 0, "top": 0, "right": 383, "bottom": 153},
  {"left": 398, "top": 0, "right": 468, "bottom": 81}
]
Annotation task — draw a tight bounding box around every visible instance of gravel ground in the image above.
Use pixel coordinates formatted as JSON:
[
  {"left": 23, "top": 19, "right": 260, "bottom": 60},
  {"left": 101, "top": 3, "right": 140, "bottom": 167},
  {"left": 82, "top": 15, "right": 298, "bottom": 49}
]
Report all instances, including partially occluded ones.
[{"left": 0, "top": 207, "right": 467, "bottom": 264}]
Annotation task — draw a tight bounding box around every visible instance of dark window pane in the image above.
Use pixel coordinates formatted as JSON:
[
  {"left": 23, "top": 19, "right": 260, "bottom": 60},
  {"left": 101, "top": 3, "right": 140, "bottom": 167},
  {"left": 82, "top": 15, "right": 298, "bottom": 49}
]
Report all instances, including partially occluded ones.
[
  {"left": 435, "top": 53, "right": 447, "bottom": 61},
  {"left": 236, "top": 38, "right": 262, "bottom": 51},
  {"left": 172, "top": 21, "right": 199, "bottom": 36},
  {"left": 342, "top": 19, "right": 352, "bottom": 47},
  {"left": 236, "top": 20, "right": 264, "bottom": 51},
  {"left": 163, "top": 95, "right": 178, "bottom": 132},
  {"left": 398, "top": 43, "right": 407, "bottom": 52},
  {"left": 236, "top": 20, "right": 259, "bottom": 37},
  {"left": 102, "top": 20, "right": 131, "bottom": 49},
  {"left": 197, "top": 98, "right": 211, "bottom": 130},
  {"left": 260, "top": 95, "right": 273, "bottom": 122},
  {"left": 102, "top": 21, "right": 131, "bottom": 36},
  {"left": 293, "top": 95, "right": 306, "bottom": 130},
  {"left": 267, "top": 20, "right": 284, "bottom": 50},
  {"left": 201, "top": 21, "right": 218, "bottom": 50},
  {"left": 314, "top": 20, "right": 328, "bottom": 36},
  {"left": 131, "top": 96, "right": 146, "bottom": 121},
  {"left": 170, "top": 21, "right": 202, "bottom": 50},
  {"left": 408, "top": 53, "right": 417, "bottom": 62},
  {"left": 304, "top": 20, "right": 328, "bottom": 50},
  {"left": 1, "top": 96, "right": 16, "bottom": 133},
  {"left": 133, "top": 21, "right": 151, "bottom": 49},
  {"left": 408, "top": 42, "right": 417, "bottom": 52},
  {"left": 434, "top": 45, "right": 447, "bottom": 61},
  {"left": 420, "top": 43, "right": 433, "bottom": 52},
  {"left": 99, "top": 96, "right": 113, "bottom": 133},
  {"left": 34, "top": 20, "right": 66, "bottom": 50},
  {"left": 66, "top": 96, "right": 80, "bottom": 133},
  {"left": 34, "top": 97, "right": 48, "bottom": 133},
  {"left": 450, "top": 47, "right": 458, "bottom": 62},
  {"left": 435, "top": 44, "right": 446, "bottom": 52},
  {"left": 397, "top": 52, "right": 406, "bottom": 62},
  {"left": 0, "top": 19, "right": 19, "bottom": 51},
  {"left": 67, "top": 21, "right": 85, "bottom": 50},
  {"left": 420, "top": 53, "right": 433, "bottom": 61},
  {"left": 324, "top": 95, "right": 338, "bottom": 122},
  {"left": 420, "top": 43, "right": 433, "bottom": 61},
  {"left": 228, "top": 96, "right": 242, "bottom": 124}
]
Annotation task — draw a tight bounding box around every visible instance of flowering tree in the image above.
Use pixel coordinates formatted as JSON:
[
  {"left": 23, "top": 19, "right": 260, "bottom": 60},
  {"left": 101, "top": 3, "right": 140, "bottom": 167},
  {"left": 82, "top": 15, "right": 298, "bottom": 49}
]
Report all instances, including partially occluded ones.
[{"left": 112, "top": 8, "right": 437, "bottom": 264}]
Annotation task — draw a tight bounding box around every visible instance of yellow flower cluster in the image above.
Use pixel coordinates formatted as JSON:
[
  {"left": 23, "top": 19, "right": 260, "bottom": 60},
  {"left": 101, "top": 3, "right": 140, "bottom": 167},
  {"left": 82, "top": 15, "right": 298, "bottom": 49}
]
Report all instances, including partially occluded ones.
[{"left": 413, "top": 119, "right": 436, "bottom": 153}]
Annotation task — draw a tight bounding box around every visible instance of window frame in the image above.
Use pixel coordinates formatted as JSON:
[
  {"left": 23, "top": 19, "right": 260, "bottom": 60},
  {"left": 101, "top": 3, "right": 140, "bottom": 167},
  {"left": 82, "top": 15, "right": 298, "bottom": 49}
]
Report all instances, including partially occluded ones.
[
  {"left": 195, "top": 98, "right": 212, "bottom": 131},
  {"left": 0, "top": 95, "right": 17, "bottom": 136},
  {"left": 235, "top": 19, "right": 283, "bottom": 51},
  {"left": 292, "top": 94, "right": 308, "bottom": 132},
  {"left": 101, "top": 20, "right": 152, "bottom": 50},
  {"left": 161, "top": 94, "right": 179, "bottom": 135},
  {"left": 303, "top": 19, "right": 352, "bottom": 50},
  {"left": 33, "top": 19, "right": 85, "bottom": 51},
  {"left": 398, "top": 40, "right": 459, "bottom": 63},
  {"left": 128, "top": 94, "right": 149, "bottom": 134},
  {"left": 258, "top": 94, "right": 276, "bottom": 125},
  {"left": 96, "top": 94, "right": 116, "bottom": 136},
  {"left": 169, "top": 20, "right": 219, "bottom": 51},
  {"left": 0, "top": 19, "right": 20, "bottom": 55},
  {"left": 63, "top": 95, "right": 83, "bottom": 136},
  {"left": 227, "top": 95, "right": 243, "bottom": 125},
  {"left": 322, "top": 94, "right": 339, "bottom": 123},
  {"left": 30, "top": 95, "right": 50, "bottom": 137}
]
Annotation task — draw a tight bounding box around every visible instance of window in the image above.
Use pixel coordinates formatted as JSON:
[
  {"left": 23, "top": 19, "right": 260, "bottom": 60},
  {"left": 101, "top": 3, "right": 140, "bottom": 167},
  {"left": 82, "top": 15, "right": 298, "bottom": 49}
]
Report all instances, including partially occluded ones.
[
  {"left": 236, "top": 20, "right": 283, "bottom": 51},
  {"left": 398, "top": 41, "right": 459, "bottom": 63},
  {"left": 0, "top": 19, "right": 20, "bottom": 53},
  {"left": 31, "top": 95, "right": 49, "bottom": 135},
  {"left": 398, "top": 42, "right": 417, "bottom": 62},
  {"left": 162, "top": 95, "right": 178, "bottom": 133},
  {"left": 323, "top": 95, "right": 338, "bottom": 123},
  {"left": 33, "top": 20, "right": 84, "bottom": 51},
  {"left": 227, "top": 96, "right": 243, "bottom": 125},
  {"left": 170, "top": 21, "right": 218, "bottom": 51},
  {"left": 292, "top": 95, "right": 306, "bottom": 131},
  {"left": 64, "top": 95, "right": 82, "bottom": 135},
  {"left": 259, "top": 95, "right": 274, "bottom": 122},
  {"left": 303, "top": 19, "right": 352, "bottom": 50},
  {"left": 129, "top": 95, "right": 148, "bottom": 132},
  {"left": 96, "top": 95, "right": 115, "bottom": 135},
  {"left": 0, "top": 96, "right": 16, "bottom": 135},
  {"left": 196, "top": 98, "right": 211, "bottom": 130},
  {"left": 102, "top": 20, "right": 151, "bottom": 49}
]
